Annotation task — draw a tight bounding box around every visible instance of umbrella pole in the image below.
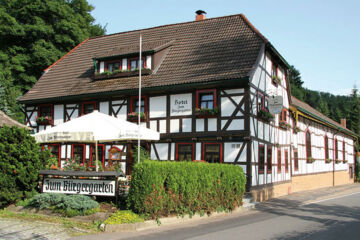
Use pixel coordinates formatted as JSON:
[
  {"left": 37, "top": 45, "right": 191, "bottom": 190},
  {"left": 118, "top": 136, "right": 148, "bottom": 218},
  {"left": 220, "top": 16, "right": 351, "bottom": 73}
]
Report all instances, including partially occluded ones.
[{"left": 95, "top": 141, "right": 99, "bottom": 172}]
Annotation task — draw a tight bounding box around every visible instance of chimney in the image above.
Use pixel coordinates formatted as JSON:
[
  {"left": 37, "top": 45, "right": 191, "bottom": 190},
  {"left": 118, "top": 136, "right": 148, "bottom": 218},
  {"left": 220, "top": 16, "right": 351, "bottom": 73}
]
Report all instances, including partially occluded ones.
[
  {"left": 340, "top": 118, "right": 347, "bottom": 128},
  {"left": 195, "top": 10, "right": 206, "bottom": 21}
]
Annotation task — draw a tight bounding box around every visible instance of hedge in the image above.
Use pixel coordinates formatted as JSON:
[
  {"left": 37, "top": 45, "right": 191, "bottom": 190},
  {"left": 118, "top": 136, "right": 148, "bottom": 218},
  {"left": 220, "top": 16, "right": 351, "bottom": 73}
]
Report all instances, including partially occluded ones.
[
  {"left": 0, "top": 126, "right": 50, "bottom": 207},
  {"left": 127, "top": 161, "right": 246, "bottom": 218}
]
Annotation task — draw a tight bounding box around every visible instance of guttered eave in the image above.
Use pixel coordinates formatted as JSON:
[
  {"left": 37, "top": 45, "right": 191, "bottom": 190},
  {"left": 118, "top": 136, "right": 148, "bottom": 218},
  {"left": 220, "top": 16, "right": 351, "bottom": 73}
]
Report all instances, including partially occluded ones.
[{"left": 18, "top": 77, "right": 250, "bottom": 105}]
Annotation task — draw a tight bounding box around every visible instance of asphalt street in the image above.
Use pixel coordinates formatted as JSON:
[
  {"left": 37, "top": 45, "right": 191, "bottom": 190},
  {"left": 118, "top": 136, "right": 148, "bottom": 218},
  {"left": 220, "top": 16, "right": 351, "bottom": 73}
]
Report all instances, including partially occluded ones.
[{"left": 82, "top": 185, "right": 360, "bottom": 240}]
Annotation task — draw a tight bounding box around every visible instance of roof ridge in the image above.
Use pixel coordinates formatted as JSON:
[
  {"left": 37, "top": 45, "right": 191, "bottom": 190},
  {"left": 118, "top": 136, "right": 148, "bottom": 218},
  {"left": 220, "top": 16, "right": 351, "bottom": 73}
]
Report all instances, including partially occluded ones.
[{"left": 88, "top": 14, "right": 244, "bottom": 41}]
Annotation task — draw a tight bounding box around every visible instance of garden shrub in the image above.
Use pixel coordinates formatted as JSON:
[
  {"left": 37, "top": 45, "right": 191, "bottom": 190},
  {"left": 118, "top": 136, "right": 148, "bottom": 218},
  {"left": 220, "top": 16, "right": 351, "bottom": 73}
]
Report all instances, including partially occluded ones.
[
  {"left": 0, "top": 126, "right": 50, "bottom": 207},
  {"left": 104, "top": 210, "right": 144, "bottom": 225},
  {"left": 127, "top": 161, "right": 246, "bottom": 219},
  {"left": 27, "top": 193, "right": 99, "bottom": 217}
]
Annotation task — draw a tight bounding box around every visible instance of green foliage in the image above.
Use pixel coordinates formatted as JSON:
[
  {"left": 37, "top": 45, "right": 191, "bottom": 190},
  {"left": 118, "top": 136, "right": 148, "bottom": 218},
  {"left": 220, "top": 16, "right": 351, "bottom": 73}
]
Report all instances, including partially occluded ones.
[
  {"left": 257, "top": 109, "right": 274, "bottom": 122},
  {"left": 27, "top": 193, "right": 99, "bottom": 217},
  {"left": 127, "top": 161, "right": 246, "bottom": 219},
  {"left": 104, "top": 210, "right": 144, "bottom": 225},
  {"left": 0, "top": 0, "right": 105, "bottom": 122},
  {"left": 132, "top": 146, "right": 150, "bottom": 164},
  {"left": 0, "top": 126, "right": 48, "bottom": 207}
]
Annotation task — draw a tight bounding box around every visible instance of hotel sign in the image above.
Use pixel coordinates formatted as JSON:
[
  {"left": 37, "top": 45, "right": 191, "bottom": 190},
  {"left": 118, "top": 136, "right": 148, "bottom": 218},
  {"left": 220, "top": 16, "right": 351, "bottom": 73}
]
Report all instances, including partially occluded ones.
[
  {"left": 170, "top": 93, "right": 192, "bottom": 116},
  {"left": 42, "top": 178, "right": 116, "bottom": 196}
]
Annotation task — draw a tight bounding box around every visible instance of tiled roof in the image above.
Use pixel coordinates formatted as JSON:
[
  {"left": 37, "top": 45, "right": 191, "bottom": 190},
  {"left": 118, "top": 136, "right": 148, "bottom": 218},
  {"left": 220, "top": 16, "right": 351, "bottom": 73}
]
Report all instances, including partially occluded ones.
[
  {"left": 0, "top": 111, "right": 31, "bottom": 129},
  {"left": 19, "top": 14, "right": 264, "bottom": 102},
  {"left": 291, "top": 96, "right": 354, "bottom": 135}
]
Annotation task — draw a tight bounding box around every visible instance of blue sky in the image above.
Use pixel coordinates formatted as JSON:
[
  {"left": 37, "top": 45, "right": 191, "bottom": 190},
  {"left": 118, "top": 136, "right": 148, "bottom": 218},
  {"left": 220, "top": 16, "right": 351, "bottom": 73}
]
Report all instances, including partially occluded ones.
[{"left": 88, "top": 0, "right": 359, "bottom": 96}]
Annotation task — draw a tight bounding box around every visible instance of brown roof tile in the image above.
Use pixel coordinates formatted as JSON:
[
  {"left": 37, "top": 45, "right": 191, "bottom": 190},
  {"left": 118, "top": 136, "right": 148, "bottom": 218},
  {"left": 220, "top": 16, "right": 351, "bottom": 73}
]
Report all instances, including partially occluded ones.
[{"left": 19, "top": 14, "right": 264, "bottom": 102}]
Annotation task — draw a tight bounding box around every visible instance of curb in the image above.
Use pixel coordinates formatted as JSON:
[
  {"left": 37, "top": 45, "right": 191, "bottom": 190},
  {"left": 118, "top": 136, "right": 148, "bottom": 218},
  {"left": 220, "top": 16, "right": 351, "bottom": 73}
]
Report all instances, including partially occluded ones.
[{"left": 104, "top": 204, "right": 256, "bottom": 232}]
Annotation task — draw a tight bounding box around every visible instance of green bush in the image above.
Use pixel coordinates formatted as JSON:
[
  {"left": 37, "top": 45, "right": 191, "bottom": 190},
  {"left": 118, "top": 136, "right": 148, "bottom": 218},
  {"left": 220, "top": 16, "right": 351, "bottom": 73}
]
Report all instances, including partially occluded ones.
[
  {"left": 0, "top": 126, "right": 50, "bottom": 207},
  {"left": 104, "top": 210, "right": 144, "bottom": 225},
  {"left": 127, "top": 161, "right": 246, "bottom": 219},
  {"left": 27, "top": 193, "right": 99, "bottom": 217}
]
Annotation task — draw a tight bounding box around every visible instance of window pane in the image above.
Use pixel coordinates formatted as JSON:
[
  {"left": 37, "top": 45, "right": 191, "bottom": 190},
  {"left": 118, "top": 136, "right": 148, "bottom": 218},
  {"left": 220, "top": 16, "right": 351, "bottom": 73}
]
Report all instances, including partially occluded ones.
[
  {"left": 91, "top": 146, "right": 104, "bottom": 167},
  {"left": 108, "top": 63, "right": 113, "bottom": 72},
  {"left": 294, "top": 151, "right": 299, "bottom": 170},
  {"left": 267, "top": 147, "right": 272, "bottom": 172},
  {"left": 178, "top": 144, "right": 193, "bottom": 161},
  {"left": 131, "top": 60, "right": 137, "bottom": 70},
  {"left": 40, "top": 106, "right": 51, "bottom": 117},
  {"left": 204, "top": 144, "right": 221, "bottom": 163},
  {"left": 48, "top": 145, "right": 60, "bottom": 162},
  {"left": 201, "top": 94, "right": 213, "bottom": 101},
  {"left": 73, "top": 145, "right": 84, "bottom": 164},
  {"left": 199, "top": 93, "right": 214, "bottom": 109},
  {"left": 134, "top": 99, "right": 145, "bottom": 113},
  {"left": 114, "top": 62, "right": 120, "bottom": 70},
  {"left": 84, "top": 104, "right": 95, "bottom": 115},
  {"left": 259, "top": 146, "right": 265, "bottom": 172}
]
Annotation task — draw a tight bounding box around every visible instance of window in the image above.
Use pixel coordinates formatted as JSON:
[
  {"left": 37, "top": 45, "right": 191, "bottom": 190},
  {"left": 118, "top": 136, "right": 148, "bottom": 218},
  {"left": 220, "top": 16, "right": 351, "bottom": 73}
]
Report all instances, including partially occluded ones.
[
  {"left": 257, "top": 93, "right": 265, "bottom": 112},
  {"left": 271, "top": 63, "right": 279, "bottom": 86},
  {"left": 176, "top": 143, "right": 194, "bottom": 161},
  {"left": 279, "top": 108, "right": 287, "bottom": 123},
  {"left": 48, "top": 144, "right": 61, "bottom": 166},
  {"left": 105, "top": 60, "right": 121, "bottom": 72},
  {"left": 259, "top": 145, "right": 265, "bottom": 174},
  {"left": 38, "top": 104, "right": 53, "bottom": 118},
  {"left": 305, "top": 130, "right": 312, "bottom": 159},
  {"left": 130, "top": 96, "right": 147, "bottom": 114},
  {"left": 285, "top": 150, "right": 289, "bottom": 173},
  {"left": 267, "top": 147, "right": 272, "bottom": 173},
  {"left": 324, "top": 135, "right": 329, "bottom": 160},
  {"left": 343, "top": 141, "right": 346, "bottom": 162},
  {"left": 72, "top": 144, "right": 85, "bottom": 164},
  {"left": 196, "top": 90, "right": 216, "bottom": 110},
  {"left": 203, "top": 143, "right": 222, "bottom": 163},
  {"left": 335, "top": 139, "right": 338, "bottom": 159},
  {"left": 294, "top": 150, "right": 299, "bottom": 171},
  {"left": 128, "top": 57, "right": 146, "bottom": 71},
  {"left": 90, "top": 144, "right": 105, "bottom": 167},
  {"left": 277, "top": 149, "right": 281, "bottom": 172},
  {"left": 82, "top": 102, "right": 96, "bottom": 115}
]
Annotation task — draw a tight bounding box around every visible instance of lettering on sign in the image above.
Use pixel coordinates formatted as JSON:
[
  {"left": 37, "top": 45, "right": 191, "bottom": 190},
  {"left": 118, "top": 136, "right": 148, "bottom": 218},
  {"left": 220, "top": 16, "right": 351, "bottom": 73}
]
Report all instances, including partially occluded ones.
[
  {"left": 170, "top": 94, "right": 192, "bottom": 116},
  {"left": 43, "top": 178, "right": 116, "bottom": 196}
]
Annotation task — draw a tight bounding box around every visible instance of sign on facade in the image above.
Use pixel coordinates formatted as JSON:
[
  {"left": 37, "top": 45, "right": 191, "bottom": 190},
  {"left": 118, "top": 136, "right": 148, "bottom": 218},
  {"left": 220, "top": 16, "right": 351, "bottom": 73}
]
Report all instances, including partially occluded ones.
[
  {"left": 43, "top": 178, "right": 116, "bottom": 196},
  {"left": 170, "top": 93, "right": 192, "bottom": 116},
  {"left": 268, "top": 96, "right": 283, "bottom": 114}
]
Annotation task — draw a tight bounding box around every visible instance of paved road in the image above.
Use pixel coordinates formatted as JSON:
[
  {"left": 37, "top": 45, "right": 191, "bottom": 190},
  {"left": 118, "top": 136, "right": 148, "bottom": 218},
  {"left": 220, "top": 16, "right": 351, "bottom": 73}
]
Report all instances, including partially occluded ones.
[{"left": 81, "top": 184, "right": 360, "bottom": 240}]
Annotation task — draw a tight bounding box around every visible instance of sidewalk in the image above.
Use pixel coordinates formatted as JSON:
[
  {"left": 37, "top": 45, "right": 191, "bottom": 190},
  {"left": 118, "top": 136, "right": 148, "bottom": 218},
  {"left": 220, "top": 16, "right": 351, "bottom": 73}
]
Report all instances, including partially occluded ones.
[{"left": 72, "top": 183, "right": 360, "bottom": 240}]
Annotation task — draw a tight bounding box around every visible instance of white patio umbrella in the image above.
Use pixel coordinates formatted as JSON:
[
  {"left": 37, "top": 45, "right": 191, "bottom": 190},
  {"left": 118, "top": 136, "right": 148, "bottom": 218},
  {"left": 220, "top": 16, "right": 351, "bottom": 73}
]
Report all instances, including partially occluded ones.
[{"left": 34, "top": 110, "right": 160, "bottom": 171}]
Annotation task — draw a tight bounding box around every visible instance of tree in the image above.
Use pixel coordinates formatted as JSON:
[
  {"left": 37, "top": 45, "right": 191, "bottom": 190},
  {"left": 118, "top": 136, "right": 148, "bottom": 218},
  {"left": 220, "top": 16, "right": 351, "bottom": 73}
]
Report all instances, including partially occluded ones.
[
  {"left": 349, "top": 87, "right": 360, "bottom": 135},
  {"left": 288, "top": 65, "right": 303, "bottom": 88},
  {"left": 0, "top": 126, "right": 50, "bottom": 207},
  {"left": 0, "top": 0, "right": 105, "bottom": 121},
  {"left": 317, "top": 97, "right": 330, "bottom": 117}
]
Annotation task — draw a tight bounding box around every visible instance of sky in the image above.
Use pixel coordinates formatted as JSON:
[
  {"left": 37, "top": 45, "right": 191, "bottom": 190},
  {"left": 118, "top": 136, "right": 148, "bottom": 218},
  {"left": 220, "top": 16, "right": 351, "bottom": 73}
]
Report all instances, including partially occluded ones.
[{"left": 87, "top": 0, "right": 360, "bottom": 96}]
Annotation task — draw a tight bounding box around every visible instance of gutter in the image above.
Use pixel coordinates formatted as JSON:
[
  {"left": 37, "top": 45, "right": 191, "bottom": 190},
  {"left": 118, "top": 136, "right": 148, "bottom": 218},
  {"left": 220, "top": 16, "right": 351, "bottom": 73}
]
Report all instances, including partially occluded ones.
[
  {"left": 290, "top": 106, "right": 359, "bottom": 139},
  {"left": 19, "top": 77, "right": 250, "bottom": 105}
]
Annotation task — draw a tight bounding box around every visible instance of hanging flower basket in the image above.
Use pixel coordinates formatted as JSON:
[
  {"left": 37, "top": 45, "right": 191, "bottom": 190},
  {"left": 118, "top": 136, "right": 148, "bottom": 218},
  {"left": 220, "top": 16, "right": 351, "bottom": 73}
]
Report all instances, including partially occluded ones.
[
  {"left": 194, "top": 107, "right": 219, "bottom": 118},
  {"left": 293, "top": 126, "right": 301, "bottom": 134},
  {"left": 257, "top": 108, "right": 274, "bottom": 122},
  {"left": 279, "top": 121, "right": 291, "bottom": 130},
  {"left": 36, "top": 116, "right": 53, "bottom": 125},
  {"left": 128, "top": 112, "right": 147, "bottom": 122}
]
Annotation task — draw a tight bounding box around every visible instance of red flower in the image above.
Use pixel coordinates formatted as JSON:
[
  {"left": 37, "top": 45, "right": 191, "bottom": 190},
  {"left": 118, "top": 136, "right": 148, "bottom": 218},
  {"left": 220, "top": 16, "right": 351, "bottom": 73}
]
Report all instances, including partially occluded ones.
[{"left": 13, "top": 169, "right": 17, "bottom": 174}]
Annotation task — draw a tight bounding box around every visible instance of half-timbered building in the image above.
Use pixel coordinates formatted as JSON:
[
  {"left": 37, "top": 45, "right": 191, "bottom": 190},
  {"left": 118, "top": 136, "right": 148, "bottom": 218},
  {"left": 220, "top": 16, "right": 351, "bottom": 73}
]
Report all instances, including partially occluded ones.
[{"left": 19, "top": 12, "right": 358, "bottom": 200}]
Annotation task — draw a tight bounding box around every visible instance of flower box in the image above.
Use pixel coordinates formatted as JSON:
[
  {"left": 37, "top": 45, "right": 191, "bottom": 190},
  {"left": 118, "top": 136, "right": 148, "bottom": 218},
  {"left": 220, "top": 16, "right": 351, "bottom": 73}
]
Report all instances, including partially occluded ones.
[
  {"left": 343, "top": 160, "right": 348, "bottom": 164},
  {"left": 335, "top": 159, "right": 342, "bottom": 164},
  {"left": 36, "top": 116, "right": 53, "bottom": 125},
  {"left": 279, "top": 121, "right": 291, "bottom": 130},
  {"left": 272, "top": 75, "right": 281, "bottom": 85},
  {"left": 128, "top": 112, "right": 147, "bottom": 122},
  {"left": 94, "top": 68, "right": 152, "bottom": 80},
  {"left": 257, "top": 109, "right": 274, "bottom": 122},
  {"left": 194, "top": 107, "right": 219, "bottom": 118},
  {"left": 307, "top": 157, "right": 315, "bottom": 163},
  {"left": 325, "top": 158, "right": 332, "bottom": 164}
]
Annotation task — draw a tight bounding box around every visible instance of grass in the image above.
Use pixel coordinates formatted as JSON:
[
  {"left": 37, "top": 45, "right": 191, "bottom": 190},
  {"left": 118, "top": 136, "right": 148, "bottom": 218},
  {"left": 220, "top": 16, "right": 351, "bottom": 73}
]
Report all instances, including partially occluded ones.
[{"left": 0, "top": 209, "right": 101, "bottom": 236}]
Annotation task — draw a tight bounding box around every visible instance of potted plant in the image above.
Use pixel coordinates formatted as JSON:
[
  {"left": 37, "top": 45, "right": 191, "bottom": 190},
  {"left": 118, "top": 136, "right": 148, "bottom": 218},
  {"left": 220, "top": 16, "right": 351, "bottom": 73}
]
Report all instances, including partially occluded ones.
[
  {"left": 36, "top": 115, "right": 53, "bottom": 125},
  {"left": 128, "top": 112, "right": 147, "bottom": 122},
  {"left": 325, "top": 158, "right": 332, "bottom": 164},
  {"left": 194, "top": 107, "right": 219, "bottom": 117},
  {"left": 307, "top": 157, "right": 315, "bottom": 163},
  {"left": 257, "top": 108, "right": 274, "bottom": 122},
  {"left": 272, "top": 75, "right": 282, "bottom": 85},
  {"left": 279, "top": 120, "right": 291, "bottom": 130}
]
